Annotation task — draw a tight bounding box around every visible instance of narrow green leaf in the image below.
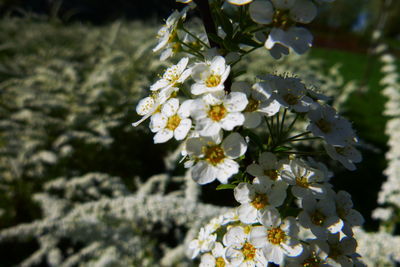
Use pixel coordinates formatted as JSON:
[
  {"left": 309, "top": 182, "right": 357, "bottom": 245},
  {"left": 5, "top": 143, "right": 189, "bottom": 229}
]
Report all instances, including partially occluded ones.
[{"left": 216, "top": 184, "right": 236, "bottom": 190}]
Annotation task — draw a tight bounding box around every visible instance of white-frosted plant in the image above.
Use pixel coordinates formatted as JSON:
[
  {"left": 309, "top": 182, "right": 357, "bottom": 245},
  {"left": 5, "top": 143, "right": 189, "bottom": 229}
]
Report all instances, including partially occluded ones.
[
  {"left": 349, "top": 44, "right": 400, "bottom": 267},
  {"left": 134, "top": 1, "right": 365, "bottom": 266}
]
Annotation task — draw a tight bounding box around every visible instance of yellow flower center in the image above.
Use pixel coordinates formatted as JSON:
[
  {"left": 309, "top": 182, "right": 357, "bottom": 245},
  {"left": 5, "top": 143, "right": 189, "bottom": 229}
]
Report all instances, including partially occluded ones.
[
  {"left": 205, "top": 74, "right": 222, "bottom": 87},
  {"left": 315, "top": 119, "right": 332, "bottom": 133},
  {"left": 311, "top": 210, "right": 326, "bottom": 226},
  {"left": 208, "top": 104, "right": 227, "bottom": 122},
  {"left": 243, "top": 225, "right": 252, "bottom": 235},
  {"left": 166, "top": 114, "right": 181, "bottom": 131},
  {"left": 215, "top": 257, "right": 225, "bottom": 267},
  {"left": 244, "top": 97, "right": 260, "bottom": 112},
  {"left": 168, "top": 30, "right": 178, "bottom": 43},
  {"left": 264, "top": 169, "right": 279, "bottom": 180},
  {"left": 302, "top": 255, "right": 322, "bottom": 267},
  {"left": 267, "top": 227, "right": 286, "bottom": 245},
  {"left": 283, "top": 93, "right": 300, "bottom": 105},
  {"left": 242, "top": 242, "right": 256, "bottom": 261},
  {"left": 272, "top": 10, "right": 293, "bottom": 30},
  {"left": 163, "top": 67, "right": 180, "bottom": 83},
  {"left": 204, "top": 145, "right": 225, "bottom": 165},
  {"left": 296, "top": 176, "right": 310, "bottom": 188},
  {"left": 251, "top": 193, "right": 269, "bottom": 210},
  {"left": 172, "top": 42, "right": 181, "bottom": 53},
  {"left": 334, "top": 146, "right": 346, "bottom": 155}
]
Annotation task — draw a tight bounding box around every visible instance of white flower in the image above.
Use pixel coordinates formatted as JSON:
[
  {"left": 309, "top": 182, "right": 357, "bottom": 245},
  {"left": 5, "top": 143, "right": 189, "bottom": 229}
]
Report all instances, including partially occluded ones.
[
  {"left": 264, "top": 27, "right": 313, "bottom": 54},
  {"left": 266, "top": 26, "right": 313, "bottom": 56},
  {"left": 325, "top": 234, "right": 357, "bottom": 267},
  {"left": 262, "top": 74, "right": 312, "bottom": 112},
  {"left": 324, "top": 143, "right": 362, "bottom": 171},
  {"left": 185, "top": 132, "right": 247, "bottom": 184},
  {"left": 334, "top": 191, "right": 364, "bottom": 237},
  {"left": 227, "top": 0, "right": 253, "bottom": 5},
  {"left": 205, "top": 215, "right": 225, "bottom": 234},
  {"left": 149, "top": 98, "right": 192, "bottom": 143},
  {"left": 191, "top": 56, "right": 231, "bottom": 95},
  {"left": 191, "top": 92, "right": 248, "bottom": 137},
  {"left": 250, "top": 0, "right": 317, "bottom": 25},
  {"left": 188, "top": 227, "right": 217, "bottom": 259},
  {"left": 307, "top": 105, "right": 355, "bottom": 146},
  {"left": 132, "top": 86, "right": 178, "bottom": 127},
  {"left": 199, "top": 242, "right": 229, "bottom": 267},
  {"left": 246, "top": 152, "right": 284, "bottom": 184},
  {"left": 249, "top": 207, "right": 303, "bottom": 265},
  {"left": 298, "top": 196, "right": 343, "bottom": 240},
  {"left": 222, "top": 209, "right": 240, "bottom": 225},
  {"left": 234, "top": 178, "right": 287, "bottom": 224},
  {"left": 178, "top": 0, "right": 253, "bottom": 5},
  {"left": 153, "top": 8, "right": 188, "bottom": 56},
  {"left": 232, "top": 82, "right": 280, "bottom": 128},
  {"left": 305, "top": 157, "right": 333, "bottom": 182},
  {"left": 249, "top": 0, "right": 317, "bottom": 56},
  {"left": 281, "top": 159, "right": 328, "bottom": 199},
  {"left": 150, "top": 57, "right": 191, "bottom": 91},
  {"left": 286, "top": 239, "right": 329, "bottom": 267},
  {"left": 223, "top": 226, "right": 268, "bottom": 266}
]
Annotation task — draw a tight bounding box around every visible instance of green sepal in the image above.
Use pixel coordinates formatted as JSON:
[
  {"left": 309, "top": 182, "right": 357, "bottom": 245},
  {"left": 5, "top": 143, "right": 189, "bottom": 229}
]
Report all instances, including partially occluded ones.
[
  {"left": 216, "top": 184, "right": 236, "bottom": 190},
  {"left": 233, "top": 33, "right": 261, "bottom": 47}
]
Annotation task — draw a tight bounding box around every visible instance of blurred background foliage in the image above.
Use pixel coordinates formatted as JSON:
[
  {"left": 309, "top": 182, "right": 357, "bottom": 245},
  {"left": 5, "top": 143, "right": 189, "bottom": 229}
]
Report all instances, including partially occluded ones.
[{"left": 0, "top": 0, "right": 399, "bottom": 265}]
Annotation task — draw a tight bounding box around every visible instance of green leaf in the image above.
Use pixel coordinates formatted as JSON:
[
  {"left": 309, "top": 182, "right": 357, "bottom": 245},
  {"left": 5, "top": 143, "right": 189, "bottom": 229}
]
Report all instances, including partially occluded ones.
[
  {"left": 274, "top": 146, "right": 292, "bottom": 152},
  {"left": 223, "top": 38, "right": 239, "bottom": 51},
  {"left": 207, "top": 33, "right": 224, "bottom": 46},
  {"left": 232, "top": 69, "right": 246, "bottom": 78},
  {"left": 216, "top": 184, "right": 236, "bottom": 190},
  {"left": 233, "top": 33, "right": 261, "bottom": 47}
]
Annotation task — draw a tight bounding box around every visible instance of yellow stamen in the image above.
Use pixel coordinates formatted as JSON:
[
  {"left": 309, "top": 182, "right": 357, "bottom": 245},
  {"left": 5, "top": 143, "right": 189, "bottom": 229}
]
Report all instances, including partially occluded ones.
[
  {"left": 295, "top": 176, "right": 310, "bottom": 188},
  {"left": 244, "top": 97, "right": 260, "bottom": 112},
  {"left": 311, "top": 210, "right": 326, "bottom": 226},
  {"left": 242, "top": 242, "right": 256, "bottom": 261},
  {"left": 205, "top": 74, "right": 222, "bottom": 87},
  {"left": 203, "top": 145, "right": 225, "bottom": 165},
  {"left": 264, "top": 169, "right": 279, "bottom": 180},
  {"left": 315, "top": 119, "right": 332, "bottom": 133},
  {"left": 216, "top": 257, "right": 226, "bottom": 267},
  {"left": 267, "top": 227, "right": 286, "bottom": 245},
  {"left": 208, "top": 104, "right": 227, "bottom": 122},
  {"left": 166, "top": 114, "right": 181, "bottom": 131},
  {"left": 283, "top": 93, "right": 299, "bottom": 105},
  {"left": 251, "top": 193, "right": 269, "bottom": 210}
]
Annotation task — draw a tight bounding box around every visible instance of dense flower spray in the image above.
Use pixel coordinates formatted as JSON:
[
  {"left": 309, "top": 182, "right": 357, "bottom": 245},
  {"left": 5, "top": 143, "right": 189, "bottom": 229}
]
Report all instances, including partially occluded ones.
[{"left": 134, "top": 0, "right": 364, "bottom": 265}]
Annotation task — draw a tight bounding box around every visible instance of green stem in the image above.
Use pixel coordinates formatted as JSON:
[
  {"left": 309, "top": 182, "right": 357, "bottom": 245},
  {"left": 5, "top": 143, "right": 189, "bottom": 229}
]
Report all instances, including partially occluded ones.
[
  {"left": 280, "top": 109, "right": 287, "bottom": 138},
  {"left": 277, "top": 151, "right": 323, "bottom": 156},
  {"left": 265, "top": 116, "right": 275, "bottom": 146},
  {"left": 276, "top": 111, "right": 280, "bottom": 141},
  {"left": 283, "top": 131, "right": 312, "bottom": 142},
  {"left": 179, "top": 41, "right": 204, "bottom": 59},
  {"left": 181, "top": 26, "right": 210, "bottom": 49},
  {"left": 285, "top": 114, "right": 299, "bottom": 136},
  {"left": 289, "top": 137, "right": 322, "bottom": 142}
]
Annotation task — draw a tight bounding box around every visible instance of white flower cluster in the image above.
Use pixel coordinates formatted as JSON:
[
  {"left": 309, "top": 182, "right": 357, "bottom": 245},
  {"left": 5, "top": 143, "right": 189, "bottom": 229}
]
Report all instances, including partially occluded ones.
[
  {"left": 133, "top": 1, "right": 365, "bottom": 266},
  {"left": 374, "top": 47, "right": 400, "bottom": 214},
  {"left": 187, "top": 162, "right": 364, "bottom": 266}
]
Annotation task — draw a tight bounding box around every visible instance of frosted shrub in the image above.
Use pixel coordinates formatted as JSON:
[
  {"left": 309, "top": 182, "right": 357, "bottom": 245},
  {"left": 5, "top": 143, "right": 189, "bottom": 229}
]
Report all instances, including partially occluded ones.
[{"left": 134, "top": 0, "right": 365, "bottom": 266}]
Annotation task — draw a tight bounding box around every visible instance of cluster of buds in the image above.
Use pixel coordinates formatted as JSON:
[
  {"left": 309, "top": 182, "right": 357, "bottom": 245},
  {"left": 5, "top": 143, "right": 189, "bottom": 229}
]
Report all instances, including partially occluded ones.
[{"left": 133, "top": 0, "right": 364, "bottom": 266}]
